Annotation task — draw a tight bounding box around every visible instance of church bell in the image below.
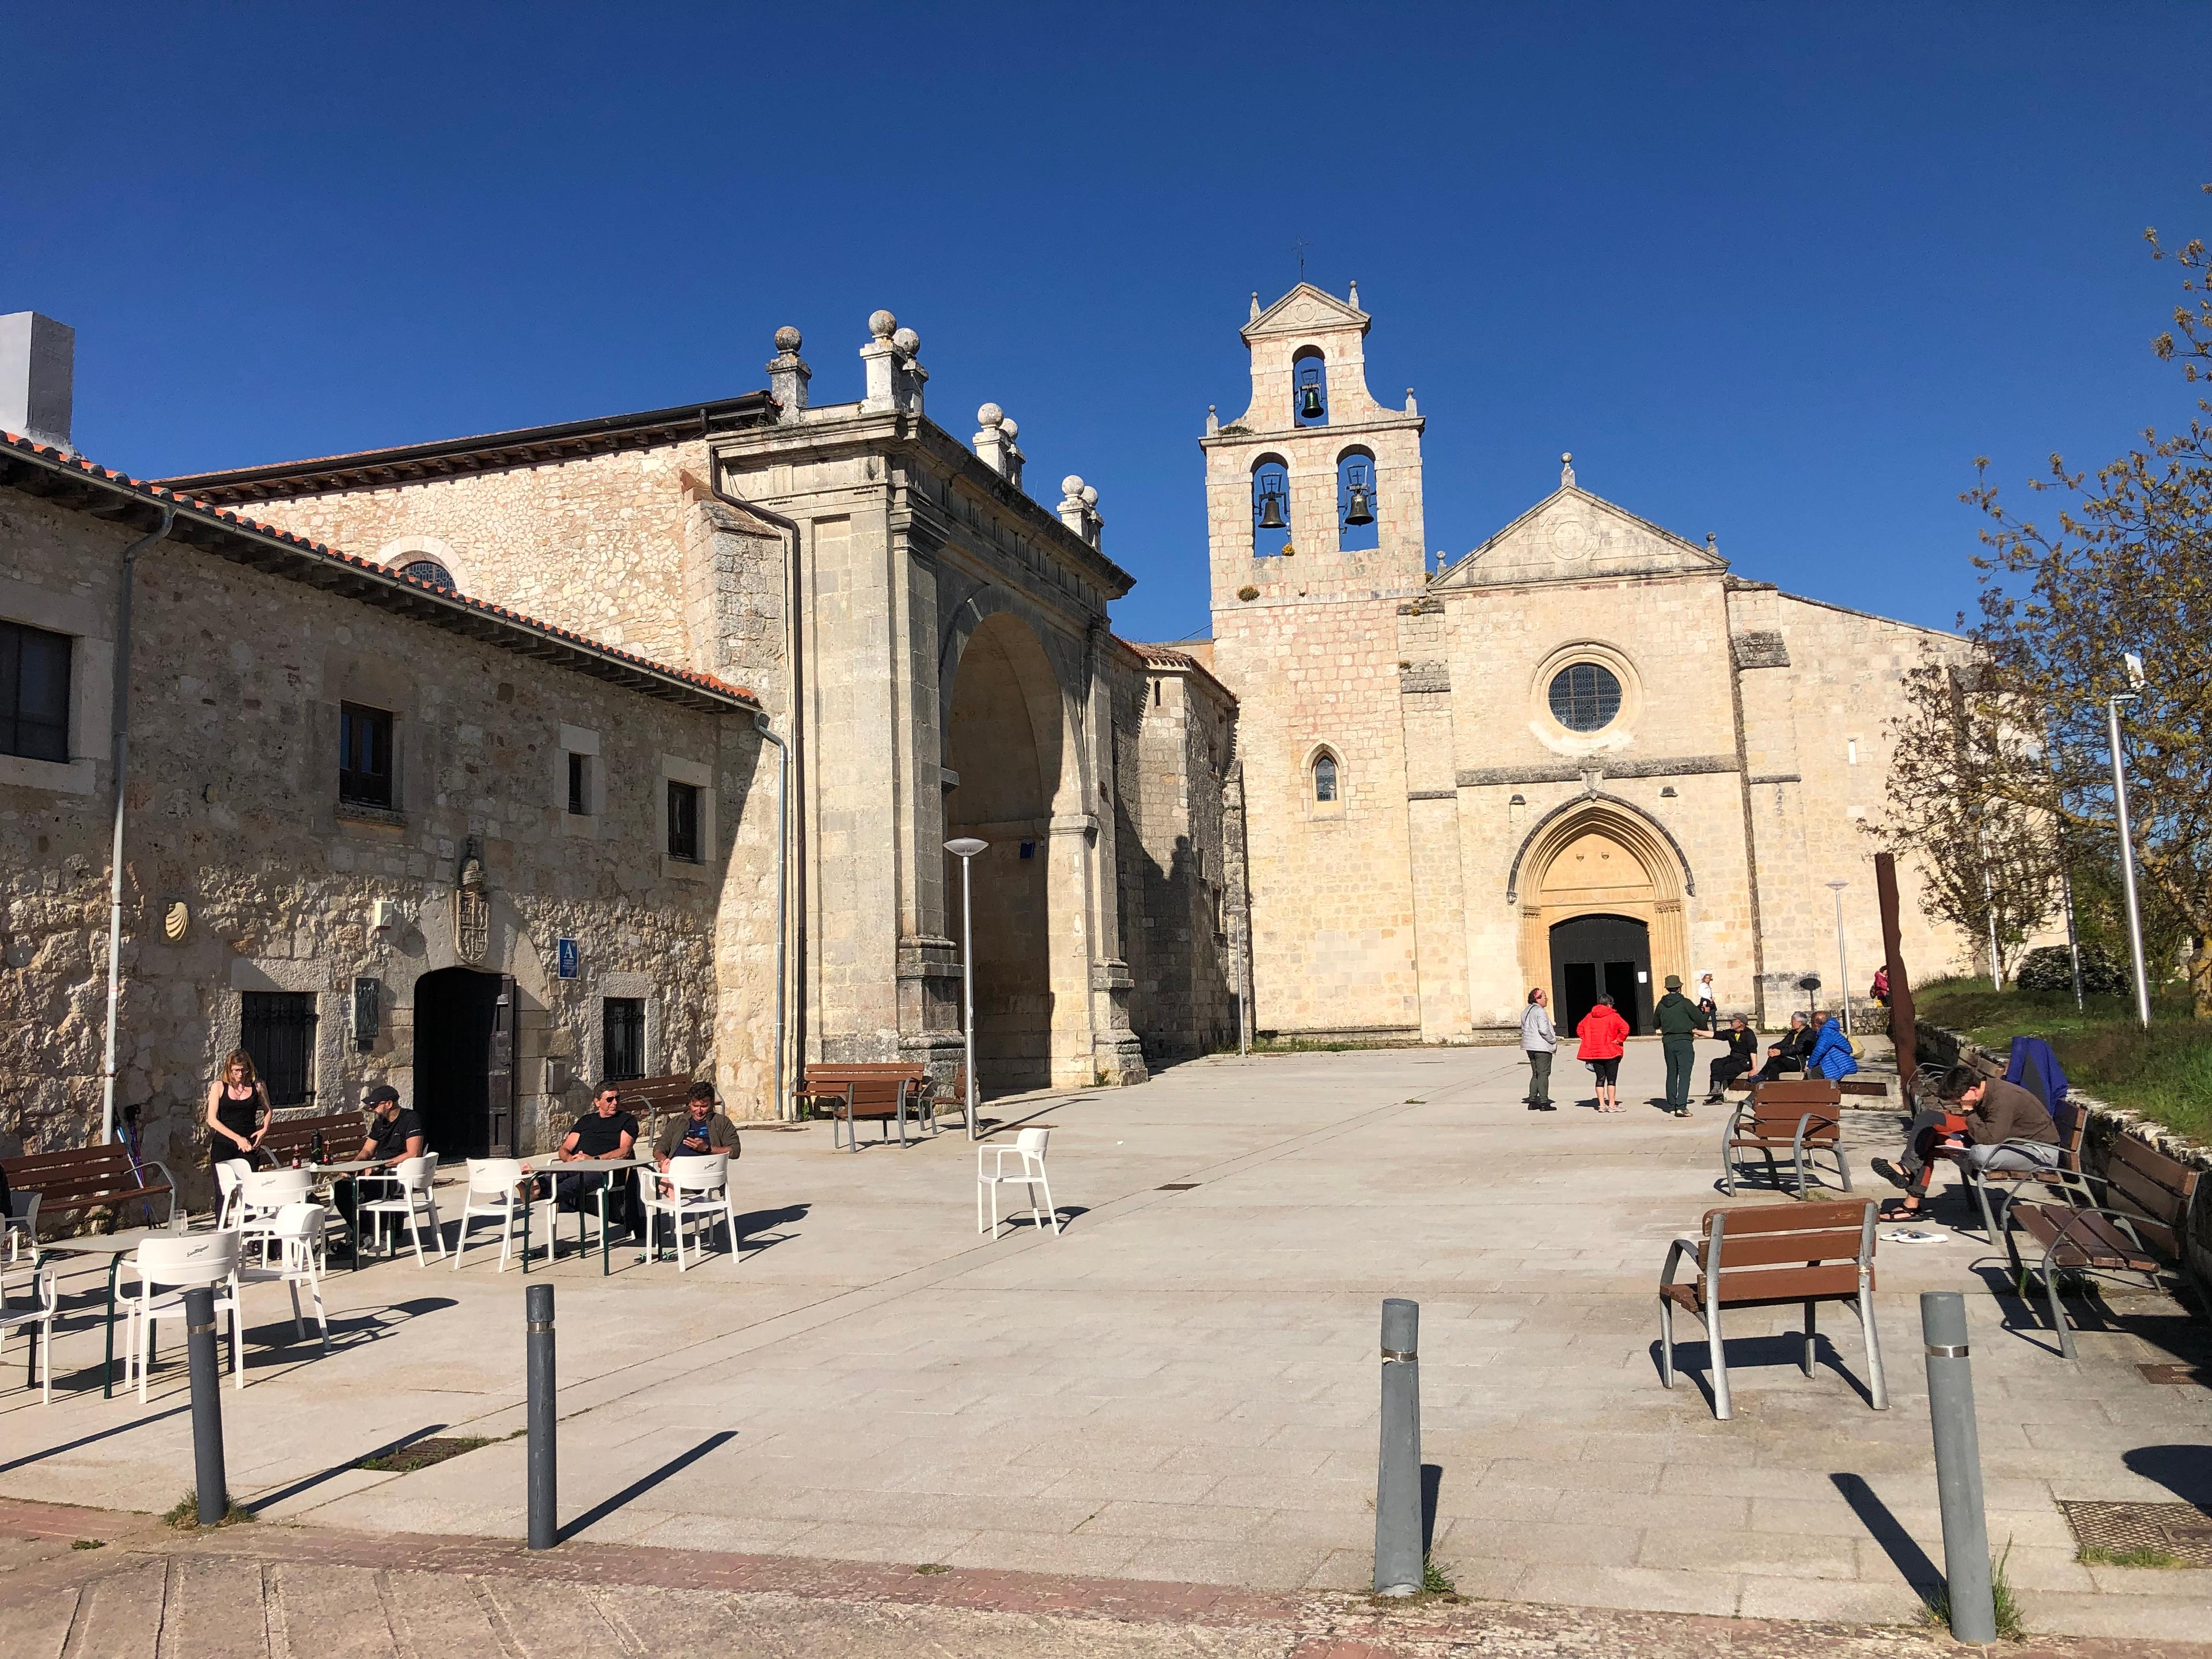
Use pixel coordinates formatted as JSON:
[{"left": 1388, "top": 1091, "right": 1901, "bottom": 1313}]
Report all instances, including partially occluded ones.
[
  {"left": 1344, "top": 482, "right": 1374, "bottom": 526},
  {"left": 1298, "top": 379, "right": 1324, "bottom": 420},
  {"left": 1257, "top": 488, "right": 1286, "bottom": 530}
]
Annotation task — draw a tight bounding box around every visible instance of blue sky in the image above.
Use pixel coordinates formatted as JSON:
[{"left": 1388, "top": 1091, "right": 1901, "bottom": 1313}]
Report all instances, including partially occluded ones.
[{"left": 5, "top": 3, "right": 2206, "bottom": 644}]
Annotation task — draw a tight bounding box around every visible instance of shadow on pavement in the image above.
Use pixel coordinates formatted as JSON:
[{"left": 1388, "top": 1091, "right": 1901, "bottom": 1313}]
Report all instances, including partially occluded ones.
[
  {"left": 1831, "top": 1472, "right": 1942, "bottom": 1597},
  {"left": 561, "top": 1430, "right": 737, "bottom": 1542}
]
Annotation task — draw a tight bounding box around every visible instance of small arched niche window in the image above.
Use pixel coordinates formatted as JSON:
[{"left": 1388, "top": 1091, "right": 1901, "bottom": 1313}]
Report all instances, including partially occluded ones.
[
  {"left": 399, "top": 558, "right": 458, "bottom": 591},
  {"left": 1251, "top": 456, "right": 1290, "bottom": 556},
  {"left": 1336, "top": 448, "right": 1378, "bottom": 552},
  {"left": 1293, "top": 346, "right": 1329, "bottom": 427},
  {"left": 1312, "top": 750, "right": 1340, "bottom": 804}
]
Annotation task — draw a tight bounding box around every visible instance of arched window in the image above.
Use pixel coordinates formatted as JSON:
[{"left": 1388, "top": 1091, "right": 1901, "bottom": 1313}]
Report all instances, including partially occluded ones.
[
  {"left": 1251, "top": 456, "right": 1289, "bottom": 556},
  {"left": 1313, "top": 752, "right": 1339, "bottom": 802},
  {"left": 1293, "top": 347, "right": 1329, "bottom": 427},
  {"left": 399, "top": 559, "right": 457, "bottom": 591},
  {"left": 1336, "top": 448, "right": 1378, "bottom": 552}
]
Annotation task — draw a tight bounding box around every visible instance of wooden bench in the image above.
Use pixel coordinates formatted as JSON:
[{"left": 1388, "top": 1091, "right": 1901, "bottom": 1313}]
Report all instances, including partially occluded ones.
[
  {"left": 1719, "top": 1079, "right": 1850, "bottom": 1198},
  {"left": 2008, "top": 1134, "right": 2202, "bottom": 1361},
  {"left": 1, "top": 1142, "right": 175, "bottom": 1237},
  {"left": 1658, "top": 1198, "right": 1888, "bottom": 1421},
  {"left": 260, "top": 1111, "right": 369, "bottom": 1166},
  {"left": 793, "top": 1064, "right": 927, "bottom": 1151}
]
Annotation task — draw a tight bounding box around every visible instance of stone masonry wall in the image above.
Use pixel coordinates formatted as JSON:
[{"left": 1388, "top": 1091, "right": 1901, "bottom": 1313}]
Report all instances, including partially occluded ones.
[{"left": 0, "top": 490, "right": 772, "bottom": 1206}]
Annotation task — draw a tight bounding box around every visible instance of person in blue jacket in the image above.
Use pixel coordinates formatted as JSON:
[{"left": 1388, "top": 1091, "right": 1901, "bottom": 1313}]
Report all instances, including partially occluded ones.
[{"left": 1805, "top": 1012, "right": 1859, "bottom": 1082}]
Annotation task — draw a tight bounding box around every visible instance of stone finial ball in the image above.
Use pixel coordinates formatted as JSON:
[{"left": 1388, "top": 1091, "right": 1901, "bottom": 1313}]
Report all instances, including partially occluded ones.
[
  {"left": 892, "top": 326, "right": 921, "bottom": 356},
  {"left": 868, "top": 309, "right": 896, "bottom": 340},
  {"left": 774, "top": 325, "right": 802, "bottom": 353},
  {"left": 978, "top": 403, "right": 1004, "bottom": 427},
  {"left": 999, "top": 417, "right": 1018, "bottom": 440},
  {"left": 1081, "top": 485, "right": 1099, "bottom": 506},
  {"left": 1062, "top": 475, "right": 1085, "bottom": 498}
]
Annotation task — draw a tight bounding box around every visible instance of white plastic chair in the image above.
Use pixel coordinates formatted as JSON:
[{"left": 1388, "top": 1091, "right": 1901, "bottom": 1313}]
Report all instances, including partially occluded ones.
[
  {"left": 235, "top": 1202, "right": 329, "bottom": 1351},
  {"left": 213, "top": 1161, "right": 246, "bottom": 1231},
  {"left": 638, "top": 1156, "right": 738, "bottom": 1272},
  {"left": 977, "top": 1128, "right": 1059, "bottom": 1238},
  {"left": 0, "top": 1259, "right": 58, "bottom": 1403},
  {"left": 124, "top": 1231, "right": 244, "bottom": 1402},
  {"left": 357, "top": 1154, "right": 443, "bottom": 1264},
  {"left": 237, "top": 1168, "right": 313, "bottom": 1264},
  {"left": 452, "top": 1159, "right": 528, "bottom": 1272}
]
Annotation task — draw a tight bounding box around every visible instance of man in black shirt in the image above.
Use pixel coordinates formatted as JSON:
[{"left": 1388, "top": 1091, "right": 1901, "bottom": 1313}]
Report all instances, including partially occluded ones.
[
  {"left": 338, "top": 1084, "right": 426, "bottom": 1233},
  {"left": 1755, "top": 1013, "right": 1815, "bottom": 1081},
  {"left": 1705, "top": 1015, "right": 1761, "bottom": 1102},
  {"left": 553, "top": 1082, "right": 640, "bottom": 1234}
]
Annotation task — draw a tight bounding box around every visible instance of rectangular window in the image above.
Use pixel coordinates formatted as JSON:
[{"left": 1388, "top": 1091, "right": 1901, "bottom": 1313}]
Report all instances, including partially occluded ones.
[
  {"left": 0, "top": 619, "right": 73, "bottom": 763},
  {"left": 666, "top": 779, "right": 700, "bottom": 861},
  {"left": 240, "top": 991, "right": 318, "bottom": 1108},
  {"left": 339, "top": 702, "right": 395, "bottom": 808},
  {"left": 568, "top": 751, "right": 589, "bottom": 815},
  {"left": 603, "top": 997, "right": 645, "bottom": 1082}
]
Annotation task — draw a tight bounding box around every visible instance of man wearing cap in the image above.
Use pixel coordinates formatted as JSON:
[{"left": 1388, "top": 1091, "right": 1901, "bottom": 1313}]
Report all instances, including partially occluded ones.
[
  {"left": 336, "top": 1085, "right": 426, "bottom": 1232},
  {"left": 1653, "top": 974, "right": 1710, "bottom": 1118}
]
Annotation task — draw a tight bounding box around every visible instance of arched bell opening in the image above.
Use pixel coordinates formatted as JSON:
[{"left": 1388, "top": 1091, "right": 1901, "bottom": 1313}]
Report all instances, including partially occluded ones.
[
  {"left": 1336, "top": 446, "right": 1378, "bottom": 552},
  {"left": 1292, "top": 346, "right": 1330, "bottom": 427},
  {"left": 1250, "top": 455, "right": 1290, "bottom": 557}
]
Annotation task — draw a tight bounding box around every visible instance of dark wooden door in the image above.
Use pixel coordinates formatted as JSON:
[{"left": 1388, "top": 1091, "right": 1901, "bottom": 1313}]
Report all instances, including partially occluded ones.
[
  {"left": 1550, "top": 913, "right": 1653, "bottom": 1037},
  {"left": 488, "top": 975, "right": 517, "bottom": 1157}
]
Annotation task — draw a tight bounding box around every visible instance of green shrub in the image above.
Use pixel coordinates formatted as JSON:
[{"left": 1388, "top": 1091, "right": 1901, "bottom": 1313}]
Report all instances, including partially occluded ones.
[{"left": 2015, "top": 944, "right": 2128, "bottom": 997}]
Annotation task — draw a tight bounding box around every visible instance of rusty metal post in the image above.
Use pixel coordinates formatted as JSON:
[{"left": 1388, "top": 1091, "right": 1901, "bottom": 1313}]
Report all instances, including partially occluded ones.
[{"left": 1876, "top": 852, "right": 1918, "bottom": 1102}]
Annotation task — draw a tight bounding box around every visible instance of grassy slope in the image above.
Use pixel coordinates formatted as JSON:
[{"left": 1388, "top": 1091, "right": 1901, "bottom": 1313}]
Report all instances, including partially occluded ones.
[{"left": 1912, "top": 978, "right": 2212, "bottom": 1143}]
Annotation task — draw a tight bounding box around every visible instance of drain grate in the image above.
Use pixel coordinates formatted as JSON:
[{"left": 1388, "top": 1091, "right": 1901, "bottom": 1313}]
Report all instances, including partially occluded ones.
[
  {"left": 2060, "top": 1500, "right": 2212, "bottom": 1566},
  {"left": 2139, "top": 1363, "right": 2212, "bottom": 1387},
  {"left": 1156, "top": 1183, "right": 1200, "bottom": 1192}
]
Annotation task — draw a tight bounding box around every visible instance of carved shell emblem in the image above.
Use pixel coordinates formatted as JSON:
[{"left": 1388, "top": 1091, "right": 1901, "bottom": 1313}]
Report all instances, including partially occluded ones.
[{"left": 163, "top": 900, "right": 190, "bottom": 943}]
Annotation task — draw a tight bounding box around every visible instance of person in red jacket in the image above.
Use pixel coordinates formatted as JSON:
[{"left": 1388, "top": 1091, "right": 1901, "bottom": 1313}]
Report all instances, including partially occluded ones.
[{"left": 1574, "top": 994, "right": 1631, "bottom": 1113}]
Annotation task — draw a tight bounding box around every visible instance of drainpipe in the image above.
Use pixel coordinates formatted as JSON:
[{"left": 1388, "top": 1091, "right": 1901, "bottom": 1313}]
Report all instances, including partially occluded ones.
[
  {"left": 706, "top": 480, "right": 802, "bottom": 1122},
  {"left": 752, "top": 711, "right": 790, "bottom": 1120},
  {"left": 100, "top": 504, "right": 176, "bottom": 1147}
]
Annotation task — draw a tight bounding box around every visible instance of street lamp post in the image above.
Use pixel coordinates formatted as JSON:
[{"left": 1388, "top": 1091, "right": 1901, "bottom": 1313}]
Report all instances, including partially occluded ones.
[
  {"left": 944, "top": 838, "right": 988, "bottom": 1139},
  {"left": 1965, "top": 802, "right": 2001, "bottom": 991},
  {"left": 1826, "top": 880, "right": 1852, "bottom": 1037},
  {"left": 2107, "top": 673, "right": 2152, "bottom": 1029}
]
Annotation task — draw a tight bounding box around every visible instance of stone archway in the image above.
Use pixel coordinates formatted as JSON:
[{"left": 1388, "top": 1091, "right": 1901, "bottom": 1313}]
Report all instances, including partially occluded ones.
[
  {"left": 1516, "top": 805, "right": 1690, "bottom": 1021},
  {"left": 944, "top": 612, "right": 1082, "bottom": 1094}
]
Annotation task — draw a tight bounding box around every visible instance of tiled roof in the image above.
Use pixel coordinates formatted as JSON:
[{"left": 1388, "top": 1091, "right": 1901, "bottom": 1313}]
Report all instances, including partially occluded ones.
[
  {"left": 1, "top": 431, "right": 760, "bottom": 716},
  {"left": 1114, "top": 637, "right": 1236, "bottom": 705}
]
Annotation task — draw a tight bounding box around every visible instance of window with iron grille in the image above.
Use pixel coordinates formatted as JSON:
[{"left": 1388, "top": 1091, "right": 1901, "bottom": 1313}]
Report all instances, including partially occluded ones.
[
  {"left": 241, "top": 991, "right": 318, "bottom": 1107},
  {"left": 339, "top": 702, "right": 395, "bottom": 807},
  {"left": 1547, "top": 662, "right": 1623, "bottom": 733},
  {"left": 603, "top": 997, "right": 645, "bottom": 1082},
  {"left": 0, "top": 619, "right": 73, "bottom": 763},
  {"left": 666, "top": 779, "right": 700, "bottom": 861}
]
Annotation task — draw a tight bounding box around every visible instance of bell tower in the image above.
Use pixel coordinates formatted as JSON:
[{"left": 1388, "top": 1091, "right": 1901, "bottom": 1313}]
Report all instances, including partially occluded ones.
[
  {"left": 1198, "top": 285, "right": 1443, "bottom": 1046},
  {"left": 1201, "top": 282, "right": 1426, "bottom": 610}
]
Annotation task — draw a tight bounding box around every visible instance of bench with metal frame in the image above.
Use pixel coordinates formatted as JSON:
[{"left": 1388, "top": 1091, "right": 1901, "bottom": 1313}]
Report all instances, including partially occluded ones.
[
  {"left": 793, "top": 1064, "right": 929, "bottom": 1150},
  {"left": 0, "top": 1143, "right": 175, "bottom": 1238},
  {"left": 1960, "top": 1096, "right": 2089, "bottom": 1244},
  {"left": 1659, "top": 1198, "right": 1888, "bottom": 1421},
  {"left": 1719, "top": 1079, "right": 1851, "bottom": 1198},
  {"left": 2007, "top": 1134, "right": 2201, "bottom": 1361}
]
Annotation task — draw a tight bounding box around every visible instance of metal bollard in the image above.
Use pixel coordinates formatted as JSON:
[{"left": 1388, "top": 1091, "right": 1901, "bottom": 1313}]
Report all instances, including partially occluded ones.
[
  {"left": 1373, "top": 1297, "right": 1422, "bottom": 1596},
  {"left": 526, "top": 1282, "right": 558, "bottom": 1550},
  {"left": 183, "top": 1283, "right": 228, "bottom": 1527},
  {"left": 1921, "top": 1291, "right": 1996, "bottom": 1644}
]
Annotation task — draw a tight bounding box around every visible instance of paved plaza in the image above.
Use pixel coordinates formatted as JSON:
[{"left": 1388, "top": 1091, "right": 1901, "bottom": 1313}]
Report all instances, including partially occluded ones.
[{"left": 1, "top": 1042, "right": 2208, "bottom": 1647}]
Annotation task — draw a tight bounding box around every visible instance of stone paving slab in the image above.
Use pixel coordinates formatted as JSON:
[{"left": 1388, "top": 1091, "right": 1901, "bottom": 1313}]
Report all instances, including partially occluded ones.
[
  {"left": 0, "top": 1042, "right": 2207, "bottom": 1643},
  {"left": 3, "top": 1497, "right": 2209, "bottom": 1659}
]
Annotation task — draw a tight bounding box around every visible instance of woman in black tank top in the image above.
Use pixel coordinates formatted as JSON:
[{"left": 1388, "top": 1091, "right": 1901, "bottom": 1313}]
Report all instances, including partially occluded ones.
[{"left": 206, "top": 1050, "right": 271, "bottom": 1169}]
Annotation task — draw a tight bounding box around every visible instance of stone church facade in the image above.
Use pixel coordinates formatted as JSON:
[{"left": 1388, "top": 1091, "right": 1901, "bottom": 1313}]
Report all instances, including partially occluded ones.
[{"left": 1203, "top": 284, "right": 1975, "bottom": 1040}]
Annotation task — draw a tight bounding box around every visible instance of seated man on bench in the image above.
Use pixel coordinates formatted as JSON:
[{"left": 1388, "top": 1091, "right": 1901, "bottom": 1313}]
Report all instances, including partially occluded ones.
[
  {"left": 1705, "top": 1014, "right": 1760, "bottom": 1102},
  {"left": 1872, "top": 1063, "right": 2058, "bottom": 1223},
  {"left": 1753, "top": 1012, "right": 1813, "bottom": 1081}
]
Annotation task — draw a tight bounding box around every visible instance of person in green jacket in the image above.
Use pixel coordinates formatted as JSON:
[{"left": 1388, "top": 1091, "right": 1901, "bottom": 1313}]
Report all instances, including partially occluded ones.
[{"left": 1654, "top": 974, "right": 1710, "bottom": 1116}]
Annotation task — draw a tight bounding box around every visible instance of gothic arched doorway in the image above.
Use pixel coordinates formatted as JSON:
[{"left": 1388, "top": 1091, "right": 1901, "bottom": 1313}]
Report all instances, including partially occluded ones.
[
  {"left": 413, "top": 967, "right": 517, "bottom": 1157},
  {"left": 944, "top": 612, "right": 1070, "bottom": 1095},
  {"left": 1513, "top": 804, "right": 1690, "bottom": 1031}
]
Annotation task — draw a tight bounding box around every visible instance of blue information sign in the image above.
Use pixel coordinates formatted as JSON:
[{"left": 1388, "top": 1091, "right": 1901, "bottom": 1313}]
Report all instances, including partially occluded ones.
[{"left": 557, "top": 937, "right": 580, "bottom": 980}]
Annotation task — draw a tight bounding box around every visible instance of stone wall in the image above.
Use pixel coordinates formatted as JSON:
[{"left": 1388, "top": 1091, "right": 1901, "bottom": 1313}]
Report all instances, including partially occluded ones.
[{"left": 0, "top": 488, "right": 772, "bottom": 1205}]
